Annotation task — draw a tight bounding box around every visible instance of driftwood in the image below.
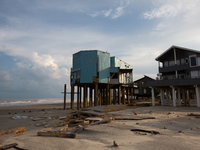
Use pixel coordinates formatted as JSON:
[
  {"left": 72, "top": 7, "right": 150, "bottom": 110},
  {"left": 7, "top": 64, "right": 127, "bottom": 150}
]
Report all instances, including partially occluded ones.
[
  {"left": 91, "top": 117, "right": 114, "bottom": 125},
  {"left": 115, "top": 117, "right": 156, "bottom": 120},
  {"left": 131, "top": 129, "right": 160, "bottom": 134},
  {"left": 37, "top": 132, "right": 77, "bottom": 138}
]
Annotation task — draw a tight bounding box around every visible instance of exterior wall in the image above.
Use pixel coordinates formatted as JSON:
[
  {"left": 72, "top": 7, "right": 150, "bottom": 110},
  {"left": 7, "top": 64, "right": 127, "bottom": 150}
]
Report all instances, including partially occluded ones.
[
  {"left": 111, "top": 56, "right": 132, "bottom": 69},
  {"left": 80, "top": 51, "right": 98, "bottom": 83},
  {"left": 98, "top": 51, "right": 110, "bottom": 83}
]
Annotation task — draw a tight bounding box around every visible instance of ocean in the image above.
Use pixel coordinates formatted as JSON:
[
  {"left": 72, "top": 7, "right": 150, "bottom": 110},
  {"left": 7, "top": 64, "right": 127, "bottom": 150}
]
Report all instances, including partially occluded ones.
[{"left": 0, "top": 98, "right": 71, "bottom": 107}]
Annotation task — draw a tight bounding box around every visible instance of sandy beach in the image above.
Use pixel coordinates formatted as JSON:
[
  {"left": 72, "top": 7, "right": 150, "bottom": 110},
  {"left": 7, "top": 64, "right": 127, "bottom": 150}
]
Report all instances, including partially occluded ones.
[{"left": 1, "top": 103, "right": 200, "bottom": 150}]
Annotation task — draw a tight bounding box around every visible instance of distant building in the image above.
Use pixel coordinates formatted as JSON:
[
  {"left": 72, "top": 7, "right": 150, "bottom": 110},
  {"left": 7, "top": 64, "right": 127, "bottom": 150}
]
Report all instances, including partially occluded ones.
[
  {"left": 149, "top": 45, "right": 200, "bottom": 107},
  {"left": 132, "top": 75, "right": 156, "bottom": 99},
  {"left": 70, "top": 50, "right": 134, "bottom": 109}
]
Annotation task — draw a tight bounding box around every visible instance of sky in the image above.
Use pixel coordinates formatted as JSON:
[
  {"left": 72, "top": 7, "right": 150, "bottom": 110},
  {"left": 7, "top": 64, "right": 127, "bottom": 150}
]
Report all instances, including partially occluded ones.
[{"left": 1, "top": 0, "right": 200, "bottom": 99}]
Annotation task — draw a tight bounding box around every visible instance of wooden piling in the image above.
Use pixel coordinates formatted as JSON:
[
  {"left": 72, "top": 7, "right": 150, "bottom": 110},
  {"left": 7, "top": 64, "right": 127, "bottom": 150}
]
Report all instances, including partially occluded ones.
[
  {"left": 84, "top": 86, "right": 87, "bottom": 108},
  {"left": 64, "top": 84, "right": 66, "bottom": 110},
  {"left": 71, "top": 85, "right": 74, "bottom": 110},
  {"left": 122, "top": 86, "right": 125, "bottom": 104},
  {"left": 94, "top": 83, "right": 98, "bottom": 106},
  {"left": 89, "top": 87, "right": 92, "bottom": 106},
  {"left": 77, "top": 86, "right": 80, "bottom": 110},
  {"left": 118, "top": 86, "right": 121, "bottom": 104},
  {"left": 113, "top": 89, "right": 116, "bottom": 105}
]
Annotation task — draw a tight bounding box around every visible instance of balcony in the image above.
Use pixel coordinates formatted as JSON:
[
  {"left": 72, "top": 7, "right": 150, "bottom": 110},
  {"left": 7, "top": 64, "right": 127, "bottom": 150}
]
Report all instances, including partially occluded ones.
[
  {"left": 159, "top": 64, "right": 190, "bottom": 73},
  {"left": 148, "top": 77, "right": 200, "bottom": 87}
]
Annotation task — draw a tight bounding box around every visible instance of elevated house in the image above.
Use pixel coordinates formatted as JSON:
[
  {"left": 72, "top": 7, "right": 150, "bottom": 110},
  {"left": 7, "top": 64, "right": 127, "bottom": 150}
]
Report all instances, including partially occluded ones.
[
  {"left": 70, "top": 50, "right": 134, "bottom": 109},
  {"left": 148, "top": 45, "right": 200, "bottom": 107},
  {"left": 132, "top": 75, "right": 156, "bottom": 99}
]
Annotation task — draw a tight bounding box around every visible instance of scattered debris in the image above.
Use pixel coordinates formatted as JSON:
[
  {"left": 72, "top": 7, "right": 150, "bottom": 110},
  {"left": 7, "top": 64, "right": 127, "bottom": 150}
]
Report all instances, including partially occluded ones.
[
  {"left": 12, "top": 115, "right": 28, "bottom": 120},
  {"left": 187, "top": 113, "right": 200, "bottom": 117},
  {"left": 164, "top": 127, "right": 167, "bottom": 129},
  {"left": 91, "top": 117, "right": 114, "bottom": 125},
  {"left": 132, "top": 111, "right": 138, "bottom": 115},
  {"left": 35, "top": 122, "right": 49, "bottom": 127},
  {"left": 85, "top": 117, "right": 103, "bottom": 122},
  {"left": 136, "top": 123, "right": 139, "bottom": 125},
  {"left": 0, "top": 127, "right": 26, "bottom": 135},
  {"left": 167, "top": 112, "right": 172, "bottom": 115},
  {"left": 131, "top": 129, "right": 160, "bottom": 135},
  {"left": 115, "top": 117, "right": 156, "bottom": 120},
  {"left": 32, "top": 117, "right": 46, "bottom": 121},
  {"left": 0, "top": 143, "right": 19, "bottom": 150},
  {"left": 178, "top": 131, "right": 184, "bottom": 133},
  {"left": 113, "top": 141, "right": 119, "bottom": 147},
  {"left": 37, "top": 132, "right": 77, "bottom": 138},
  {"left": 47, "top": 127, "right": 69, "bottom": 133}
]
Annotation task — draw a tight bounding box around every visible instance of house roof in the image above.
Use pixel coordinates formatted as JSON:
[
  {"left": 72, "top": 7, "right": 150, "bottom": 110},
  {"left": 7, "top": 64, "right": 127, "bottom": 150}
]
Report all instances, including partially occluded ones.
[
  {"left": 155, "top": 45, "right": 200, "bottom": 61},
  {"left": 133, "top": 75, "right": 155, "bottom": 83}
]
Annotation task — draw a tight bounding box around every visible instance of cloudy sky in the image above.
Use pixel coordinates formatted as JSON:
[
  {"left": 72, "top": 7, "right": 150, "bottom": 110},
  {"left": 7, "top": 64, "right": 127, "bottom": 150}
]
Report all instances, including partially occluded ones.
[{"left": 1, "top": 0, "right": 200, "bottom": 99}]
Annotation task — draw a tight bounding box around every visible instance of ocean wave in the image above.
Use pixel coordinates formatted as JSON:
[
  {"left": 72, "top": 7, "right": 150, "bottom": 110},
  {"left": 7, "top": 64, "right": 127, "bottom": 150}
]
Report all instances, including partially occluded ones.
[{"left": 0, "top": 98, "right": 71, "bottom": 107}]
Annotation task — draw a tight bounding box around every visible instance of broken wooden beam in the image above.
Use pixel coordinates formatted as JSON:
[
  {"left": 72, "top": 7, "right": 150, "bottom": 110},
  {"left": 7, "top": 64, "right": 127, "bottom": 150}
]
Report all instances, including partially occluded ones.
[
  {"left": 37, "top": 132, "right": 77, "bottom": 138},
  {"left": 91, "top": 117, "right": 114, "bottom": 125},
  {"left": 115, "top": 117, "right": 156, "bottom": 120},
  {"left": 0, "top": 143, "right": 18, "bottom": 150},
  {"left": 78, "top": 111, "right": 104, "bottom": 116},
  {"left": 131, "top": 129, "right": 160, "bottom": 134}
]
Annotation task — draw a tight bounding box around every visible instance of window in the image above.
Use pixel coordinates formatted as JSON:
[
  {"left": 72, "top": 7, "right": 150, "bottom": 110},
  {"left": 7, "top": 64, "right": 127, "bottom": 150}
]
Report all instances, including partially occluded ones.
[
  {"left": 190, "top": 55, "right": 197, "bottom": 67},
  {"left": 144, "top": 89, "right": 146, "bottom": 94},
  {"left": 134, "top": 89, "right": 139, "bottom": 94},
  {"left": 164, "top": 61, "right": 168, "bottom": 67}
]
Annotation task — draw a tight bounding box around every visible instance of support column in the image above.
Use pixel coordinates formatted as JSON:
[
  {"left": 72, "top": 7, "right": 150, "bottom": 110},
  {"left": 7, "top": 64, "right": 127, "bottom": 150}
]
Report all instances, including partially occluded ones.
[
  {"left": 182, "top": 89, "right": 186, "bottom": 106},
  {"left": 127, "top": 88, "right": 130, "bottom": 104},
  {"left": 160, "top": 89, "right": 164, "bottom": 106},
  {"left": 106, "top": 84, "right": 110, "bottom": 105},
  {"left": 77, "top": 86, "right": 80, "bottom": 110},
  {"left": 103, "top": 88, "right": 105, "bottom": 105},
  {"left": 195, "top": 85, "right": 200, "bottom": 107},
  {"left": 83, "top": 86, "right": 87, "bottom": 108},
  {"left": 171, "top": 86, "right": 176, "bottom": 107},
  {"left": 71, "top": 85, "right": 74, "bottom": 110},
  {"left": 131, "top": 88, "right": 133, "bottom": 104},
  {"left": 166, "top": 89, "right": 169, "bottom": 100},
  {"left": 94, "top": 83, "right": 98, "bottom": 106},
  {"left": 89, "top": 87, "right": 92, "bottom": 106},
  {"left": 99, "top": 88, "right": 102, "bottom": 106},
  {"left": 178, "top": 88, "right": 181, "bottom": 106},
  {"left": 122, "top": 86, "right": 125, "bottom": 104},
  {"left": 113, "top": 89, "right": 116, "bottom": 105},
  {"left": 109, "top": 88, "right": 112, "bottom": 105},
  {"left": 151, "top": 87, "right": 155, "bottom": 106},
  {"left": 80, "top": 87, "right": 82, "bottom": 108},
  {"left": 118, "top": 86, "right": 121, "bottom": 104}
]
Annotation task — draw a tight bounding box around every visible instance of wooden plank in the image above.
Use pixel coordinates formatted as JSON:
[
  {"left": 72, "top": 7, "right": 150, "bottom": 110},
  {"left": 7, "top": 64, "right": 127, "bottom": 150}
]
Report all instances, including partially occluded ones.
[
  {"left": 47, "top": 127, "right": 68, "bottom": 133},
  {"left": 37, "top": 132, "right": 77, "bottom": 138},
  {"left": 131, "top": 129, "right": 160, "bottom": 134},
  {"left": 91, "top": 117, "right": 114, "bottom": 125},
  {"left": 115, "top": 117, "right": 156, "bottom": 120},
  {"left": 85, "top": 117, "right": 103, "bottom": 121},
  {"left": 78, "top": 111, "right": 104, "bottom": 116},
  {"left": 32, "top": 118, "right": 46, "bottom": 121},
  {"left": 0, "top": 143, "right": 18, "bottom": 150}
]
